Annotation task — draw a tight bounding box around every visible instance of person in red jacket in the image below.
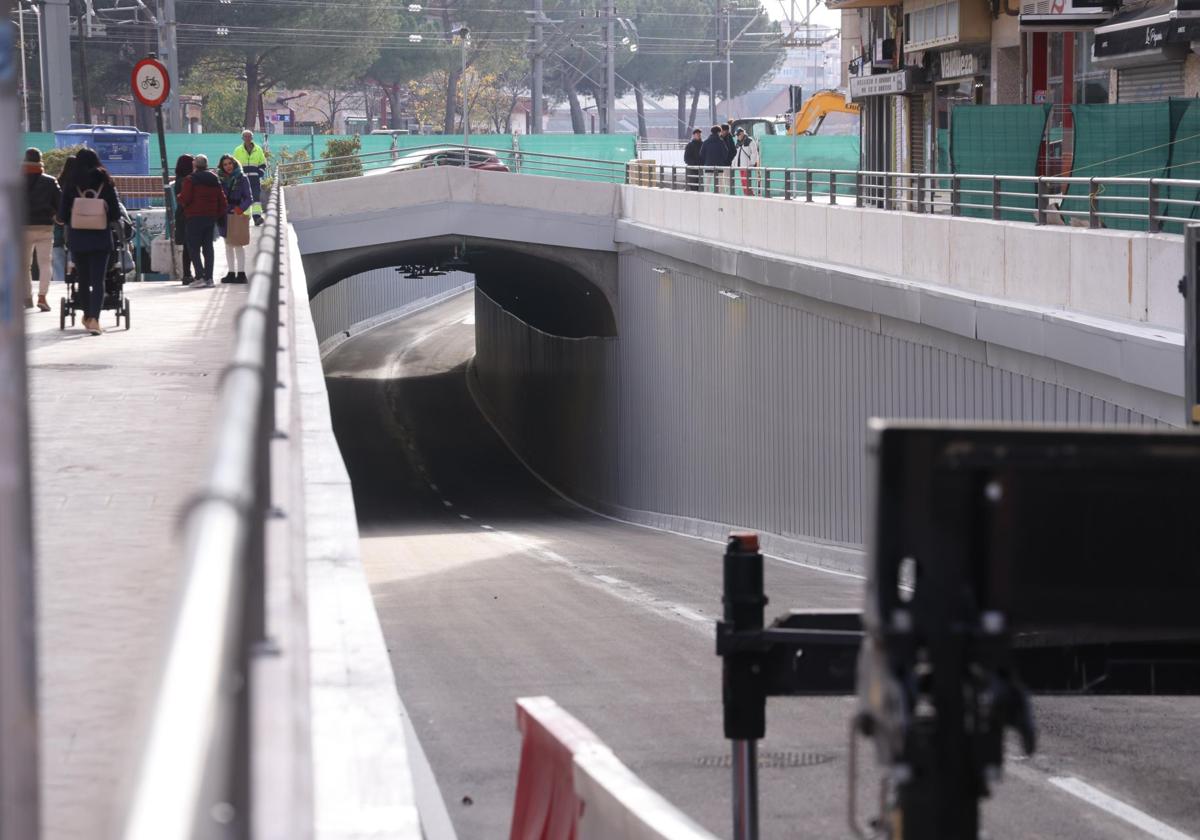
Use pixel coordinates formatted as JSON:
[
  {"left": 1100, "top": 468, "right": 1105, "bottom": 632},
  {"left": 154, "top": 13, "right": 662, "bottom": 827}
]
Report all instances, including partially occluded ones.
[{"left": 177, "top": 154, "right": 227, "bottom": 288}]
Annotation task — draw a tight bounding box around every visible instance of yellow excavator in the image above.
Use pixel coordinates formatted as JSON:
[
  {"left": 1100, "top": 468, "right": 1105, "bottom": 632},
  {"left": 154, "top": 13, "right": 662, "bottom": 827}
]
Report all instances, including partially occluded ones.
[{"left": 731, "top": 90, "right": 860, "bottom": 138}]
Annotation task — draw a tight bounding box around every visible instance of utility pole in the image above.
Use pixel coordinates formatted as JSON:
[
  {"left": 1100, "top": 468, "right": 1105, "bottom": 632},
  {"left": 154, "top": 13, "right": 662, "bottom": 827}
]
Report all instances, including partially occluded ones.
[
  {"left": 1, "top": 1, "right": 42, "bottom": 837},
  {"left": 724, "top": 4, "right": 732, "bottom": 123},
  {"left": 531, "top": 0, "right": 543, "bottom": 134},
  {"left": 77, "top": 2, "right": 92, "bottom": 123},
  {"left": 604, "top": 0, "right": 616, "bottom": 133},
  {"left": 39, "top": 0, "right": 75, "bottom": 129},
  {"left": 157, "top": 0, "right": 180, "bottom": 131},
  {"left": 687, "top": 59, "right": 723, "bottom": 126}
]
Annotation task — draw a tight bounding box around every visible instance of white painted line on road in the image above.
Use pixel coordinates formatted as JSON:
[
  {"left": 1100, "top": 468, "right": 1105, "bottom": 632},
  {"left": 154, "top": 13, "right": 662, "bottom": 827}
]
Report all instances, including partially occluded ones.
[
  {"left": 671, "top": 606, "right": 710, "bottom": 624},
  {"left": 458, "top": 513, "right": 472, "bottom": 521},
  {"left": 594, "top": 574, "right": 624, "bottom": 586},
  {"left": 1048, "top": 777, "right": 1196, "bottom": 840},
  {"left": 479, "top": 524, "right": 494, "bottom": 531},
  {"left": 767, "top": 554, "right": 866, "bottom": 581},
  {"left": 429, "top": 483, "right": 438, "bottom": 492},
  {"left": 441, "top": 499, "right": 453, "bottom": 508}
]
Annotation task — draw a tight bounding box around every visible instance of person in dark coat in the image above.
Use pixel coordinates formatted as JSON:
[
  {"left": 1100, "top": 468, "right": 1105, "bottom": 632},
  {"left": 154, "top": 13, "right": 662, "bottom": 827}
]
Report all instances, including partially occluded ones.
[
  {"left": 58, "top": 148, "right": 121, "bottom": 335},
  {"left": 216, "top": 154, "right": 254, "bottom": 284},
  {"left": 683, "top": 128, "right": 703, "bottom": 192},
  {"left": 24, "top": 147, "right": 62, "bottom": 311},
  {"left": 700, "top": 125, "right": 728, "bottom": 191},
  {"left": 721, "top": 123, "right": 737, "bottom": 164},
  {"left": 172, "top": 154, "right": 195, "bottom": 285},
  {"left": 177, "top": 154, "right": 227, "bottom": 288}
]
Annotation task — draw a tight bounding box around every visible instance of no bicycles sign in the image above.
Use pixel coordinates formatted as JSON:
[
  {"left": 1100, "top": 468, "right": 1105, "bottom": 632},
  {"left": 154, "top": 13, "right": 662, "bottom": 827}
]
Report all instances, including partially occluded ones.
[{"left": 131, "top": 57, "right": 170, "bottom": 109}]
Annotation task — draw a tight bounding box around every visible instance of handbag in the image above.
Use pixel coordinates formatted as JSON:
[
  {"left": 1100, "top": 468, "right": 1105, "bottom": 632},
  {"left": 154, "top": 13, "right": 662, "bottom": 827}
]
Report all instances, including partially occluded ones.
[
  {"left": 71, "top": 188, "right": 109, "bottom": 230},
  {"left": 226, "top": 212, "right": 251, "bottom": 247}
]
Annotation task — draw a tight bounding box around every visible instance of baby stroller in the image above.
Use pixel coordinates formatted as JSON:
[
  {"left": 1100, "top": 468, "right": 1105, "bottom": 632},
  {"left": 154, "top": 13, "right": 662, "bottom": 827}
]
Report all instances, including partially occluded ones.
[{"left": 60, "top": 206, "right": 134, "bottom": 331}]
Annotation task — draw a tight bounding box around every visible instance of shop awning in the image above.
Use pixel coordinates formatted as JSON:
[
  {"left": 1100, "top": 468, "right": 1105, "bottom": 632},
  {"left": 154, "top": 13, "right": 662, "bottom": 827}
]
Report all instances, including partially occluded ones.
[
  {"left": 826, "top": 0, "right": 897, "bottom": 9},
  {"left": 1019, "top": 0, "right": 1117, "bottom": 30},
  {"left": 1093, "top": 0, "right": 1200, "bottom": 65}
]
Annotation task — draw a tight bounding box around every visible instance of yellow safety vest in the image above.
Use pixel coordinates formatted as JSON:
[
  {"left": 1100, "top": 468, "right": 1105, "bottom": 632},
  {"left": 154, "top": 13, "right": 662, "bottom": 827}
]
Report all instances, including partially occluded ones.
[{"left": 233, "top": 143, "right": 267, "bottom": 169}]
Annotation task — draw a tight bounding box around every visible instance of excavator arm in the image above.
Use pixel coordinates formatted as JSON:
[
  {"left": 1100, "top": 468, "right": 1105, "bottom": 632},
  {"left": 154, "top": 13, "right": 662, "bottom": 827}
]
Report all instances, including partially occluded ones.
[{"left": 792, "top": 90, "right": 860, "bottom": 136}]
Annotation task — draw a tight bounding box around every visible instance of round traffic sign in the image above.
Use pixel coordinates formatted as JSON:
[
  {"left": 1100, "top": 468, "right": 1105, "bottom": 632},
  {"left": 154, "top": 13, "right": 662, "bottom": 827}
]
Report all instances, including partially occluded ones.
[{"left": 131, "top": 57, "right": 170, "bottom": 109}]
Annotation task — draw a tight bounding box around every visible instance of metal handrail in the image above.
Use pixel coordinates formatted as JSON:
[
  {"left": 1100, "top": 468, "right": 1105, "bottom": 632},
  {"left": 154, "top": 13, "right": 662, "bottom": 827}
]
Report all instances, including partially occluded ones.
[
  {"left": 282, "top": 143, "right": 1200, "bottom": 233},
  {"left": 116, "top": 177, "right": 284, "bottom": 840}
]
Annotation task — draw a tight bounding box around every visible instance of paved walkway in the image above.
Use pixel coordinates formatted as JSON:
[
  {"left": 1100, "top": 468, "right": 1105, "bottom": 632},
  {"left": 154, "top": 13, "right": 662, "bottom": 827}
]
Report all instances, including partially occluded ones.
[{"left": 25, "top": 250, "right": 245, "bottom": 838}]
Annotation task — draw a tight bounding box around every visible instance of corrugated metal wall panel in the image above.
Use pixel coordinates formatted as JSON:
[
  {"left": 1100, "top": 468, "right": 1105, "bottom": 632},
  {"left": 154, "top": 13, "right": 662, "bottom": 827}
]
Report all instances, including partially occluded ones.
[
  {"left": 474, "top": 250, "right": 1165, "bottom": 555},
  {"left": 309, "top": 268, "right": 474, "bottom": 343}
]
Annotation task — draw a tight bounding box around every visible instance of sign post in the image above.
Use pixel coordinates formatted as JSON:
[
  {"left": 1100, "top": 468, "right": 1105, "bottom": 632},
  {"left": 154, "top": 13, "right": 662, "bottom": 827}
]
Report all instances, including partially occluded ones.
[{"left": 131, "top": 55, "right": 174, "bottom": 275}]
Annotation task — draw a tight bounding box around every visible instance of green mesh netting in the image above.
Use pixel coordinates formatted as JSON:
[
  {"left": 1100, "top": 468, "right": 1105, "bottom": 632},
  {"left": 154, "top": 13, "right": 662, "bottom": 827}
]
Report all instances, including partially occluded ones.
[
  {"left": 950, "top": 104, "right": 1050, "bottom": 222},
  {"left": 24, "top": 131, "right": 640, "bottom": 183},
  {"left": 1063, "top": 102, "right": 1171, "bottom": 231},
  {"left": 758, "top": 135, "right": 860, "bottom": 196},
  {"left": 1162, "top": 98, "right": 1200, "bottom": 233}
]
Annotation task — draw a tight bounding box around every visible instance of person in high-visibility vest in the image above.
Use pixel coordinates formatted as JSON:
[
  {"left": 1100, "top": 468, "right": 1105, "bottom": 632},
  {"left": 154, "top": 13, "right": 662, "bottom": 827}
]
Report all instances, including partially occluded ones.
[{"left": 232, "top": 129, "right": 267, "bottom": 225}]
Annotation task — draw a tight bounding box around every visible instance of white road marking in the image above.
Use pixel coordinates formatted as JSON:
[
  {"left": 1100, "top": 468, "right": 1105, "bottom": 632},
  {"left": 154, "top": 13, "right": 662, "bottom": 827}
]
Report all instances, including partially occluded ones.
[
  {"left": 441, "top": 500, "right": 453, "bottom": 508},
  {"left": 458, "top": 513, "right": 471, "bottom": 521},
  {"left": 429, "top": 483, "right": 438, "bottom": 492},
  {"left": 594, "top": 574, "right": 624, "bottom": 586},
  {"left": 1048, "top": 777, "right": 1195, "bottom": 840},
  {"left": 479, "top": 524, "right": 494, "bottom": 531}
]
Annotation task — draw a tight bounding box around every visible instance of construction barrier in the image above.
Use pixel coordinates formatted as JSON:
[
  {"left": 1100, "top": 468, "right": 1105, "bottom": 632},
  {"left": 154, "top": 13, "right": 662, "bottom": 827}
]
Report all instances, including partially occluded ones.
[{"left": 510, "top": 696, "right": 719, "bottom": 840}]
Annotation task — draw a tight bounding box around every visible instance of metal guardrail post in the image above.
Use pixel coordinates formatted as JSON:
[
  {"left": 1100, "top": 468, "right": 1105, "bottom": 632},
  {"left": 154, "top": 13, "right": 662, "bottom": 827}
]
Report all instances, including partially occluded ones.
[
  {"left": 1036, "top": 178, "right": 1048, "bottom": 226},
  {"left": 783, "top": 169, "right": 792, "bottom": 201},
  {"left": 1089, "top": 179, "right": 1100, "bottom": 229},
  {"left": 950, "top": 176, "right": 961, "bottom": 217},
  {"left": 1148, "top": 180, "right": 1162, "bottom": 234},
  {"left": 1185, "top": 225, "right": 1200, "bottom": 427},
  {"left": 830, "top": 172, "right": 837, "bottom": 205},
  {"left": 855, "top": 171, "right": 863, "bottom": 209},
  {"left": 805, "top": 170, "right": 813, "bottom": 202},
  {"left": 992, "top": 176, "right": 1001, "bottom": 221},
  {"left": 1, "top": 21, "right": 40, "bottom": 834}
]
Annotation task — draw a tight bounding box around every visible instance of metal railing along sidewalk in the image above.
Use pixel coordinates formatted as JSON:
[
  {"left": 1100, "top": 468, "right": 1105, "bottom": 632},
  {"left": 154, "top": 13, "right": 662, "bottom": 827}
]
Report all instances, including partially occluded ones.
[
  {"left": 278, "top": 143, "right": 1200, "bottom": 235},
  {"left": 115, "top": 181, "right": 301, "bottom": 839}
]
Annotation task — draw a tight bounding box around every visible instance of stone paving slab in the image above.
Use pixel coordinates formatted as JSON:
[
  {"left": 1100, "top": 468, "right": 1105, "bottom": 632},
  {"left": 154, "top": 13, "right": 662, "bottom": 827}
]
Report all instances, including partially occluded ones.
[{"left": 24, "top": 260, "right": 246, "bottom": 838}]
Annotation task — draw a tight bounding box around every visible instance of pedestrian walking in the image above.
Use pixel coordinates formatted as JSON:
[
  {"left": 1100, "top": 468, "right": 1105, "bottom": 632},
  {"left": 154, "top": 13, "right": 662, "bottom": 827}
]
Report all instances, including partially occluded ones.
[
  {"left": 172, "top": 154, "right": 195, "bottom": 285},
  {"left": 23, "top": 147, "right": 62, "bottom": 312},
  {"left": 700, "top": 125, "right": 728, "bottom": 192},
  {"left": 177, "top": 154, "right": 227, "bottom": 288},
  {"left": 683, "top": 128, "right": 703, "bottom": 192},
  {"left": 733, "top": 127, "right": 760, "bottom": 196},
  {"left": 232, "top": 129, "right": 267, "bottom": 225},
  {"left": 58, "top": 148, "right": 121, "bottom": 335},
  {"left": 216, "top": 154, "right": 253, "bottom": 284}
]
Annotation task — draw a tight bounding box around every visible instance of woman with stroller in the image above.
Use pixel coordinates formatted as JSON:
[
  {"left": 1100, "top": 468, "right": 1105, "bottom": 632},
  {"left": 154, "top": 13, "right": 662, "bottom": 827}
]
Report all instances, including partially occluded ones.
[
  {"left": 172, "top": 154, "right": 195, "bottom": 285},
  {"left": 58, "top": 148, "right": 121, "bottom": 336},
  {"left": 216, "top": 154, "right": 253, "bottom": 284}
]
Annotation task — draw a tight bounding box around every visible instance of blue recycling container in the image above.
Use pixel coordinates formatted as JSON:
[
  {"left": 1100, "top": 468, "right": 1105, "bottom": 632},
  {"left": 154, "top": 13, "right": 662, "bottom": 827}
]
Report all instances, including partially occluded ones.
[{"left": 54, "top": 125, "right": 150, "bottom": 176}]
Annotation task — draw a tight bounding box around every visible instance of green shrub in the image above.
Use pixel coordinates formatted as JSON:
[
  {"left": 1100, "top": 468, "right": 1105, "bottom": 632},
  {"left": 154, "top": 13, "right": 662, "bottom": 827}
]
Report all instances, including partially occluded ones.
[
  {"left": 43, "top": 145, "right": 86, "bottom": 178},
  {"left": 315, "top": 136, "right": 363, "bottom": 182},
  {"left": 272, "top": 147, "right": 313, "bottom": 188}
]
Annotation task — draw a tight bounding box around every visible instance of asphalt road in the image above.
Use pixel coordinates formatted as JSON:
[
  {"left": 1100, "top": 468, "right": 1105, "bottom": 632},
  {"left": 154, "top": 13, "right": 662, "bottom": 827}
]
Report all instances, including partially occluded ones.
[{"left": 324, "top": 292, "right": 1200, "bottom": 840}]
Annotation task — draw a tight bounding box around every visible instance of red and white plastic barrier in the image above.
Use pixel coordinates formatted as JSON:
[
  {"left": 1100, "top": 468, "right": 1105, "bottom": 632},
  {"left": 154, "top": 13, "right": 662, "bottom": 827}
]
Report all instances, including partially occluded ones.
[{"left": 509, "top": 696, "right": 719, "bottom": 840}]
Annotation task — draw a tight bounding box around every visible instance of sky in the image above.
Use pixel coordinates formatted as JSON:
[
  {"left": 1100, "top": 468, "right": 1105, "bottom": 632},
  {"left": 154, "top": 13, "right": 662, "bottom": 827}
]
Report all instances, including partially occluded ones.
[{"left": 763, "top": 0, "right": 839, "bottom": 31}]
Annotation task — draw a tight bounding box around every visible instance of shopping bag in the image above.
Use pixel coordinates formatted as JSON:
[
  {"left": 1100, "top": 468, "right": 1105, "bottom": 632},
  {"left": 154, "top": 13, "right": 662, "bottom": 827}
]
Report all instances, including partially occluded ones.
[{"left": 226, "top": 213, "right": 251, "bottom": 247}]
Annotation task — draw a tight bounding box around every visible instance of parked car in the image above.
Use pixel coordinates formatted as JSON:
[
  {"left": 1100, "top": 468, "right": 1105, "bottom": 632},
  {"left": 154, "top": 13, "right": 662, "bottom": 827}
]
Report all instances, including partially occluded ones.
[{"left": 367, "top": 146, "right": 510, "bottom": 176}]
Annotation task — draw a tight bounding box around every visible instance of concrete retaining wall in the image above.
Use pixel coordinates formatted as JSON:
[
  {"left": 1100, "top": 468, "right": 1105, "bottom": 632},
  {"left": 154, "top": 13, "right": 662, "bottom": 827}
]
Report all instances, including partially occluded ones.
[
  {"left": 620, "top": 185, "right": 1186, "bottom": 331},
  {"left": 473, "top": 249, "right": 1177, "bottom": 571},
  {"left": 311, "top": 266, "right": 473, "bottom": 346}
]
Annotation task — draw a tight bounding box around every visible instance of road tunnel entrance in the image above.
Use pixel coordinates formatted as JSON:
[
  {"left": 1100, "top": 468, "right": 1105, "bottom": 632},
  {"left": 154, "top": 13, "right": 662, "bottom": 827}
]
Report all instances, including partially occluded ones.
[{"left": 303, "top": 235, "right": 617, "bottom": 338}]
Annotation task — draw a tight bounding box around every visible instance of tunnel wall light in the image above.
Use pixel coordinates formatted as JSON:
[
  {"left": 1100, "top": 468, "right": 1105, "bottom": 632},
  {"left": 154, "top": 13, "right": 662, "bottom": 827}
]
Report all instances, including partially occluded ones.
[
  {"left": 718, "top": 289, "right": 742, "bottom": 300},
  {"left": 652, "top": 266, "right": 669, "bottom": 274}
]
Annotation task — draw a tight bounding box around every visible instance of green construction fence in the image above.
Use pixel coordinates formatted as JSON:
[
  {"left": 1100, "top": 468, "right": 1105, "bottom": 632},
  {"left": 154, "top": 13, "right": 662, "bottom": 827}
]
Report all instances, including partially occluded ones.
[
  {"left": 758, "top": 135, "right": 860, "bottom": 196},
  {"left": 949, "top": 104, "right": 1050, "bottom": 222}
]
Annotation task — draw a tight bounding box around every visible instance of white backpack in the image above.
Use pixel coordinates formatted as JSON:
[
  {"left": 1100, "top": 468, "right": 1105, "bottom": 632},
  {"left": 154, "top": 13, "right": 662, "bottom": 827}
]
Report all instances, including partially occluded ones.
[{"left": 71, "top": 187, "right": 108, "bottom": 231}]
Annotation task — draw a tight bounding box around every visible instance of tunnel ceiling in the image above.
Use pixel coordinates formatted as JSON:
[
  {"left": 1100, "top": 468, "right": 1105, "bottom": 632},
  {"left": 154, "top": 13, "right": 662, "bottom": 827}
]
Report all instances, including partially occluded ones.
[{"left": 307, "top": 235, "right": 617, "bottom": 338}]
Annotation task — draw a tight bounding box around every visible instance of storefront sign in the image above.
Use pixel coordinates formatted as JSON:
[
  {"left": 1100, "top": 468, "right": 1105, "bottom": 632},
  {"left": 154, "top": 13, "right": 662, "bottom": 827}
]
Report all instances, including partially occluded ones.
[
  {"left": 849, "top": 70, "right": 911, "bottom": 99},
  {"left": 939, "top": 49, "right": 983, "bottom": 79}
]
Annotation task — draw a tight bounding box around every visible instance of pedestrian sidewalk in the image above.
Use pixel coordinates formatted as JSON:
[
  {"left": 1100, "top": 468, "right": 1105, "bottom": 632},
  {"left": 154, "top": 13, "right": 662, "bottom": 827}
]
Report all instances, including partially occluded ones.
[{"left": 24, "top": 246, "right": 247, "bottom": 839}]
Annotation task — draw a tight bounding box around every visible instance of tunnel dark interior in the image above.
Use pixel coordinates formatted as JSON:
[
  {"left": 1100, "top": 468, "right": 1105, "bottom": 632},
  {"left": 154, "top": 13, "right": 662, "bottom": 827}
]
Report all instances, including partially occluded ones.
[{"left": 309, "top": 236, "right": 616, "bottom": 338}]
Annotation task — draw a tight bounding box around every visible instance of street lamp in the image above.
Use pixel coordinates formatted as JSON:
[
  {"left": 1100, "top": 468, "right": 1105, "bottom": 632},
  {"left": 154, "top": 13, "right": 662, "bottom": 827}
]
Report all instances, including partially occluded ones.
[{"left": 451, "top": 24, "right": 470, "bottom": 152}]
